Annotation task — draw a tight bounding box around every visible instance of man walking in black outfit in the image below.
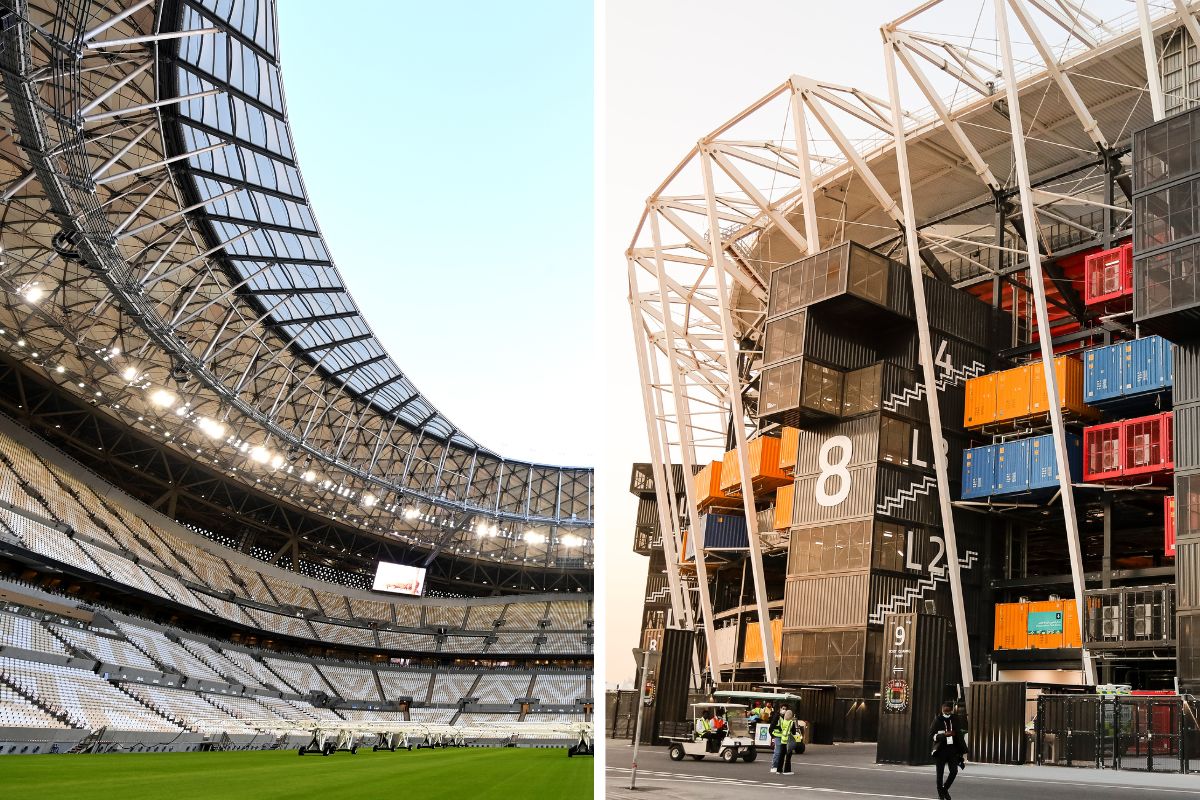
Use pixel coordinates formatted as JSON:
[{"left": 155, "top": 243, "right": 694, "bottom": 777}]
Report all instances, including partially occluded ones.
[{"left": 929, "top": 701, "right": 966, "bottom": 799}]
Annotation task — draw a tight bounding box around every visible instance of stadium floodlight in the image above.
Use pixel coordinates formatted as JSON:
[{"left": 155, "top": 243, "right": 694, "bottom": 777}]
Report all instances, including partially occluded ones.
[
  {"left": 301, "top": 470, "right": 317, "bottom": 482},
  {"left": 523, "top": 531, "right": 546, "bottom": 545},
  {"left": 362, "top": 493, "right": 377, "bottom": 508},
  {"left": 249, "top": 445, "right": 271, "bottom": 464},
  {"left": 196, "top": 417, "right": 225, "bottom": 439},
  {"left": 404, "top": 507, "right": 420, "bottom": 520},
  {"left": 149, "top": 388, "right": 176, "bottom": 408},
  {"left": 560, "top": 534, "right": 582, "bottom": 549},
  {"left": 269, "top": 454, "right": 285, "bottom": 469},
  {"left": 121, "top": 366, "right": 139, "bottom": 382},
  {"left": 21, "top": 283, "right": 45, "bottom": 303}
]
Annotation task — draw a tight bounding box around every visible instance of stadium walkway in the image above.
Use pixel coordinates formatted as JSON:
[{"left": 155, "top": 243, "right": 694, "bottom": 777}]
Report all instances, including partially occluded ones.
[{"left": 606, "top": 740, "right": 1200, "bottom": 799}]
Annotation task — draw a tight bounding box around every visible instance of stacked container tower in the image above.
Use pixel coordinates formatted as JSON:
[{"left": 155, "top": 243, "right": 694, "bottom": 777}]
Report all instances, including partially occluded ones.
[{"left": 626, "top": 1, "right": 1200, "bottom": 739}]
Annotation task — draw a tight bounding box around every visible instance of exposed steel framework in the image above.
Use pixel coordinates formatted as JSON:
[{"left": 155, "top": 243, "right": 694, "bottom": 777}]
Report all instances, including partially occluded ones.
[
  {"left": 0, "top": 0, "right": 592, "bottom": 582},
  {"left": 627, "top": 0, "right": 1197, "bottom": 686}
]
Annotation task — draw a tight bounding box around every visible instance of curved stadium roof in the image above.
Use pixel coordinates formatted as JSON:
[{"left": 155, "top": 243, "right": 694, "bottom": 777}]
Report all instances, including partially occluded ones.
[{"left": 0, "top": 0, "right": 592, "bottom": 583}]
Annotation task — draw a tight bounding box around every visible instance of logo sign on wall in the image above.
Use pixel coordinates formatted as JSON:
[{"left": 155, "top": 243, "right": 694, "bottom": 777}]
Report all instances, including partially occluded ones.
[
  {"left": 884, "top": 678, "right": 909, "bottom": 713},
  {"left": 1027, "top": 611, "right": 1063, "bottom": 635},
  {"left": 371, "top": 561, "right": 427, "bottom": 596}
]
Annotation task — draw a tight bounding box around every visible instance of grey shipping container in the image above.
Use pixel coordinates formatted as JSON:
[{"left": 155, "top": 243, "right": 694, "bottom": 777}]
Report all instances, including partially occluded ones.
[
  {"left": 791, "top": 464, "right": 878, "bottom": 526},
  {"left": 636, "top": 496, "right": 662, "bottom": 527},
  {"left": 1179, "top": 610, "right": 1200, "bottom": 692},
  {"left": 783, "top": 572, "right": 870, "bottom": 629},
  {"left": 1176, "top": 471, "right": 1200, "bottom": 542},
  {"left": 1134, "top": 238, "right": 1200, "bottom": 340},
  {"left": 646, "top": 627, "right": 695, "bottom": 744},
  {"left": 629, "top": 462, "right": 690, "bottom": 498}
]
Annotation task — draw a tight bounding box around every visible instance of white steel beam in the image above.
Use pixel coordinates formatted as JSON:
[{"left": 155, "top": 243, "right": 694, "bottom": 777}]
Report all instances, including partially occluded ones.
[
  {"left": 884, "top": 36, "right": 974, "bottom": 690},
  {"left": 649, "top": 209, "right": 722, "bottom": 681},
  {"left": 699, "top": 150, "right": 778, "bottom": 683},
  {"left": 1137, "top": 0, "right": 1166, "bottom": 121},
  {"left": 996, "top": 0, "right": 1096, "bottom": 684}
]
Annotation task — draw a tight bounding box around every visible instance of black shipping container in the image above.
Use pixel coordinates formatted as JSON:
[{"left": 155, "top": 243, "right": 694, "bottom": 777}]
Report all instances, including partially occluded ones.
[
  {"left": 1133, "top": 106, "right": 1200, "bottom": 195},
  {"left": 646, "top": 627, "right": 695, "bottom": 744},
  {"left": 876, "top": 613, "right": 952, "bottom": 765},
  {"left": 768, "top": 242, "right": 914, "bottom": 322},
  {"left": 636, "top": 496, "right": 662, "bottom": 527},
  {"left": 876, "top": 463, "right": 943, "bottom": 527},
  {"left": 1179, "top": 610, "right": 1200, "bottom": 693},
  {"left": 923, "top": 274, "right": 1013, "bottom": 354},
  {"left": 967, "top": 681, "right": 1028, "bottom": 764},
  {"left": 1178, "top": 541, "right": 1200, "bottom": 611},
  {"left": 1174, "top": 342, "right": 1200, "bottom": 405},
  {"left": 1175, "top": 403, "right": 1200, "bottom": 472},
  {"left": 791, "top": 686, "right": 838, "bottom": 745},
  {"left": 629, "top": 462, "right": 689, "bottom": 498},
  {"left": 1133, "top": 240, "right": 1200, "bottom": 340},
  {"left": 1175, "top": 470, "right": 1200, "bottom": 542}
]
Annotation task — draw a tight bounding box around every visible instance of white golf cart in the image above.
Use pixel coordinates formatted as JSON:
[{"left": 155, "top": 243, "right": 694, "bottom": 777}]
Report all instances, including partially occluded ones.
[
  {"left": 713, "top": 689, "right": 808, "bottom": 755},
  {"left": 664, "top": 702, "right": 758, "bottom": 763}
]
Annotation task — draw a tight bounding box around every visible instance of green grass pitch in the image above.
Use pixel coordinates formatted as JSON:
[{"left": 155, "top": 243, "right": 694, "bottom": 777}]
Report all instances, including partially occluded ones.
[{"left": 0, "top": 746, "right": 593, "bottom": 800}]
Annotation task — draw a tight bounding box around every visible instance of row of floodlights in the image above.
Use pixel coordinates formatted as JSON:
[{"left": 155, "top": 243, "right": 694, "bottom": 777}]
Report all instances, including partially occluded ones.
[{"left": 10, "top": 282, "right": 586, "bottom": 555}]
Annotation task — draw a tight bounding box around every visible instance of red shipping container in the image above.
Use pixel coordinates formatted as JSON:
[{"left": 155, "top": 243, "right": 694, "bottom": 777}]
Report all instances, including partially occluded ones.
[
  {"left": 1123, "top": 411, "right": 1174, "bottom": 478},
  {"left": 1083, "top": 242, "right": 1133, "bottom": 307},
  {"left": 1082, "top": 412, "right": 1174, "bottom": 484},
  {"left": 1166, "top": 495, "right": 1176, "bottom": 557},
  {"left": 1083, "top": 421, "right": 1124, "bottom": 482}
]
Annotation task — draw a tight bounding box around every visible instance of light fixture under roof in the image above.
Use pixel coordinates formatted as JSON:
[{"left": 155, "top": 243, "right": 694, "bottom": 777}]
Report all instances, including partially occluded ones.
[
  {"left": 21, "top": 284, "right": 45, "bottom": 304},
  {"left": 149, "top": 388, "right": 176, "bottom": 408},
  {"left": 249, "top": 445, "right": 271, "bottom": 464},
  {"left": 121, "top": 366, "right": 139, "bottom": 382},
  {"left": 196, "top": 417, "right": 225, "bottom": 439},
  {"left": 523, "top": 531, "right": 546, "bottom": 545}
]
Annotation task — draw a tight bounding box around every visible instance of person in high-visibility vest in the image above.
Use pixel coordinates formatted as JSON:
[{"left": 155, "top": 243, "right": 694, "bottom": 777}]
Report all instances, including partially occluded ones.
[{"left": 770, "top": 709, "right": 798, "bottom": 774}]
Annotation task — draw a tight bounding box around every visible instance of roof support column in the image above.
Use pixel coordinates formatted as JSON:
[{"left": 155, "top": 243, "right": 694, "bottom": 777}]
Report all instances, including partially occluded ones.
[
  {"left": 699, "top": 152, "right": 778, "bottom": 684},
  {"left": 996, "top": 0, "right": 1096, "bottom": 685},
  {"left": 884, "top": 33, "right": 974, "bottom": 690}
]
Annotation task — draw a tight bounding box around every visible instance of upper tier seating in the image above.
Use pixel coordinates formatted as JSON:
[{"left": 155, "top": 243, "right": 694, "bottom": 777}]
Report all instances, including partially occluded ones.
[{"left": 50, "top": 624, "right": 156, "bottom": 670}]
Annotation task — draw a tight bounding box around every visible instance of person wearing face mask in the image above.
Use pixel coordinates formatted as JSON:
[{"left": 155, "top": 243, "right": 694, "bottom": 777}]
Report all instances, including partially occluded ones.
[{"left": 929, "top": 701, "right": 967, "bottom": 800}]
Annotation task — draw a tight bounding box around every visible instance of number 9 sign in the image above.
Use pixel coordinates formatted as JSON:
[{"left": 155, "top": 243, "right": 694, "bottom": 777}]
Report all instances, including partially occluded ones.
[{"left": 815, "top": 435, "right": 853, "bottom": 507}]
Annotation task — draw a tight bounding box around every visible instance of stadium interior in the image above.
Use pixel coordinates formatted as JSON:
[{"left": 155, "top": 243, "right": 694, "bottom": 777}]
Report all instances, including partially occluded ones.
[{"left": 0, "top": 0, "right": 594, "bottom": 761}]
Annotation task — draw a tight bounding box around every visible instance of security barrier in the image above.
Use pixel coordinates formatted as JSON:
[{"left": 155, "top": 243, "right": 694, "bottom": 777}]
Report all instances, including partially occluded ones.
[{"left": 1035, "top": 694, "right": 1200, "bottom": 772}]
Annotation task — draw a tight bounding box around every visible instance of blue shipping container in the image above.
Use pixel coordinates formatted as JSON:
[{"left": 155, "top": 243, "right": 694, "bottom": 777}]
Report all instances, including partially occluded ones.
[
  {"left": 1084, "top": 342, "right": 1121, "bottom": 403},
  {"left": 1028, "top": 432, "right": 1082, "bottom": 491},
  {"left": 993, "top": 439, "right": 1030, "bottom": 494},
  {"left": 696, "top": 513, "right": 748, "bottom": 551},
  {"left": 1121, "top": 336, "right": 1173, "bottom": 397},
  {"left": 961, "top": 445, "right": 997, "bottom": 500}
]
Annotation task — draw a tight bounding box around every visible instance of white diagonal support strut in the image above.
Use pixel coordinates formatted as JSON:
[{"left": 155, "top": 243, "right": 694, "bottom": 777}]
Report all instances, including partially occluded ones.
[{"left": 996, "top": 0, "right": 1095, "bottom": 684}]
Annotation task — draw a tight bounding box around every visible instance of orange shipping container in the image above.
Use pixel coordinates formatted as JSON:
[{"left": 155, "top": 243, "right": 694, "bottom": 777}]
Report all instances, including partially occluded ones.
[
  {"left": 1028, "top": 356, "right": 1093, "bottom": 419},
  {"left": 995, "top": 364, "right": 1035, "bottom": 423},
  {"left": 993, "top": 603, "right": 1029, "bottom": 650},
  {"left": 773, "top": 483, "right": 795, "bottom": 531},
  {"left": 720, "top": 437, "right": 790, "bottom": 496},
  {"left": 743, "top": 618, "right": 783, "bottom": 663},
  {"left": 694, "top": 461, "right": 739, "bottom": 510},
  {"left": 964, "top": 373, "right": 997, "bottom": 428},
  {"left": 779, "top": 427, "right": 800, "bottom": 475},
  {"left": 993, "top": 599, "right": 1082, "bottom": 650}
]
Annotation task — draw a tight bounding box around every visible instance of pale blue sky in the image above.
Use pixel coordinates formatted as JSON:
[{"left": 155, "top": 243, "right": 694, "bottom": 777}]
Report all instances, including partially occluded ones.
[{"left": 276, "top": 1, "right": 594, "bottom": 466}]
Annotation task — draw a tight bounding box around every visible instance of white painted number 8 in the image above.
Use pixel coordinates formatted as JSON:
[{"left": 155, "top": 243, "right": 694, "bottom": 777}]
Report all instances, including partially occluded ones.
[{"left": 816, "top": 435, "right": 853, "bottom": 507}]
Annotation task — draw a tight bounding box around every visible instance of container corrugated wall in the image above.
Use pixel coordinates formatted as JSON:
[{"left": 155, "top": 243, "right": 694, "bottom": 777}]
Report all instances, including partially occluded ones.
[
  {"left": 875, "top": 464, "right": 941, "bottom": 526},
  {"left": 876, "top": 613, "right": 951, "bottom": 765},
  {"left": 1175, "top": 342, "right": 1200, "bottom": 405},
  {"left": 742, "top": 618, "right": 783, "bottom": 663},
  {"left": 967, "top": 681, "right": 1028, "bottom": 764},
  {"left": 1176, "top": 405, "right": 1200, "bottom": 471},
  {"left": 784, "top": 573, "right": 869, "bottom": 628},
  {"left": 773, "top": 484, "right": 795, "bottom": 531},
  {"left": 1084, "top": 343, "right": 1121, "bottom": 403},
  {"left": 636, "top": 497, "right": 660, "bottom": 526},
  {"left": 1121, "top": 336, "right": 1173, "bottom": 396},
  {"left": 698, "top": 512, "right": 749, "bottom": 550},
  {"left": 791, "top": 464, "right": 878, "bottom": 525},
  {"left": 1178, "top": 541, "right": 1200, "bottom": 610}
]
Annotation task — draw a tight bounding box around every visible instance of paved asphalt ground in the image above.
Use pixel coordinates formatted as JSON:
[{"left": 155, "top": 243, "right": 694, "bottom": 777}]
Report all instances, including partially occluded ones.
[{"left": 606, "top": 740, "right": 1200, "bottom": 800}]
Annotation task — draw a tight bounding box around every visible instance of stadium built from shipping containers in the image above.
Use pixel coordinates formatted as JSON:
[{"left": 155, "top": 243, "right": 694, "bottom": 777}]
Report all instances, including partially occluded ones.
[{"left": 624, "top": 1, "right": 1200, "bottom": 746}]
